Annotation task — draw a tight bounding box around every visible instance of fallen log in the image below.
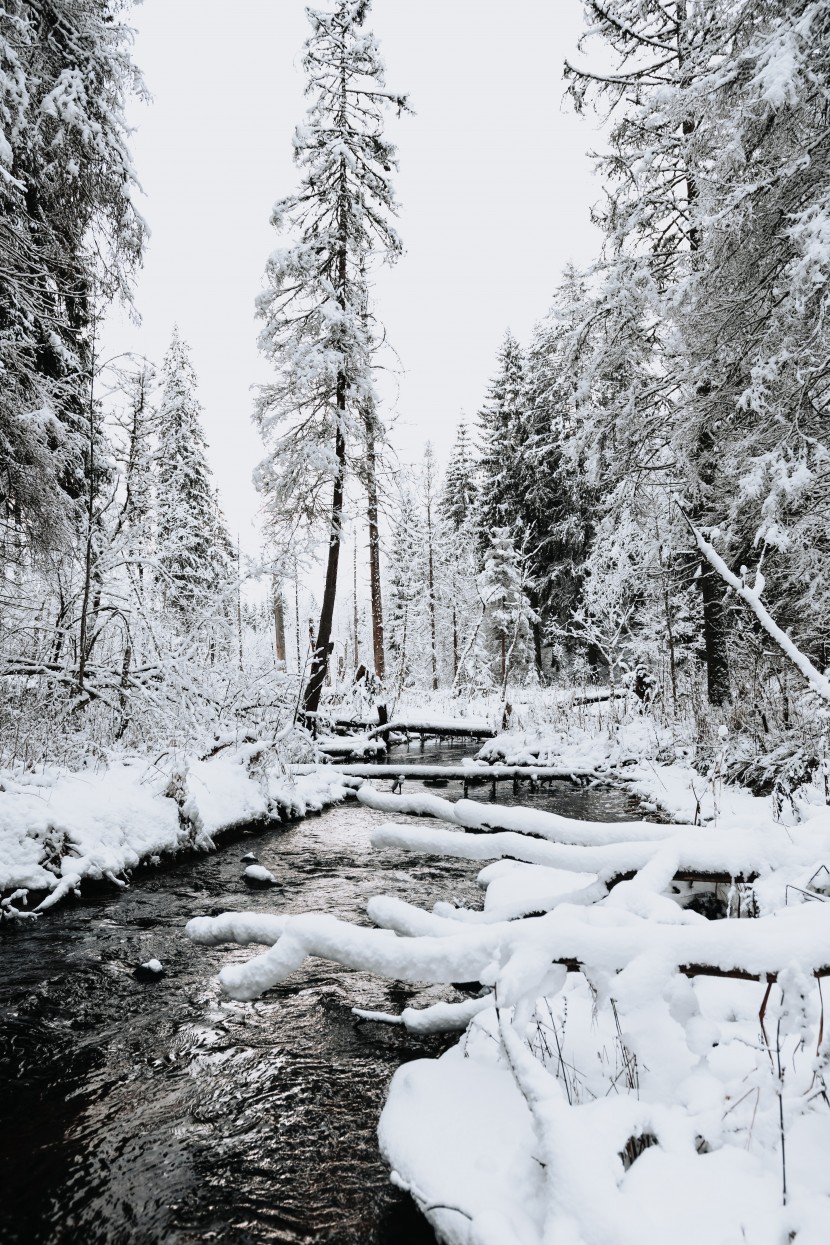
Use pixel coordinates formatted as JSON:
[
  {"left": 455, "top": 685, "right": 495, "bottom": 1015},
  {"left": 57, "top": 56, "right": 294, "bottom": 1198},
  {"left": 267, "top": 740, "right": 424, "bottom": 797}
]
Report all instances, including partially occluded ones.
[{"left": 290, "top": 763, "right": 598, "bottom": 781}]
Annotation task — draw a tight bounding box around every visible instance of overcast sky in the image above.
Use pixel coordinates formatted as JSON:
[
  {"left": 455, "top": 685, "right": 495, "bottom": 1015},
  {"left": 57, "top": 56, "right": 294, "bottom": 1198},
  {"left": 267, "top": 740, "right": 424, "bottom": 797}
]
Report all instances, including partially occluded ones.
[{"left": 104, "top": 0, "right": 602, "bottom": 555}]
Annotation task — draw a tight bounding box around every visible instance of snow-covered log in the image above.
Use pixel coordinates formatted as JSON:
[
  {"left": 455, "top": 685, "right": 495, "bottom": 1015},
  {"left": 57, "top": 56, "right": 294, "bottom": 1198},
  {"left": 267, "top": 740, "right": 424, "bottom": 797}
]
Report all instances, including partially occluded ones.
[
  {"left": 369, "top": 819, "right": 817, "bottom": 884},
  {"left": 684, "top": 513, "right": 830, "bottom": 704},
  {"left": 186, "top": 897, "right": 830, "bottom": 1002},
  {"left": 358, "top": 785, "right": 678, "bottom": 846},
  {"left": 290, "top": 763, "right": 600, "bottom": 781}
]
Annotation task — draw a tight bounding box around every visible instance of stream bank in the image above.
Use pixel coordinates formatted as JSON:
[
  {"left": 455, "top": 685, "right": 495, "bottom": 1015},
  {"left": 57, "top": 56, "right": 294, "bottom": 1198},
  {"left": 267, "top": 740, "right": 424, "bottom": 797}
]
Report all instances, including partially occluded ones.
[{"left": 0, "top": 744, "right": 644, "bottom": 1245}]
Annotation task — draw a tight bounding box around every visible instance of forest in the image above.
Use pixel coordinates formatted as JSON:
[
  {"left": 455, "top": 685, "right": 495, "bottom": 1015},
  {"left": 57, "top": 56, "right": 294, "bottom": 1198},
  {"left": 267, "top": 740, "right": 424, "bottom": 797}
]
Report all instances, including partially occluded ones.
[{"left": 2, "top": 2, "right": 830, "bottom": 1245}]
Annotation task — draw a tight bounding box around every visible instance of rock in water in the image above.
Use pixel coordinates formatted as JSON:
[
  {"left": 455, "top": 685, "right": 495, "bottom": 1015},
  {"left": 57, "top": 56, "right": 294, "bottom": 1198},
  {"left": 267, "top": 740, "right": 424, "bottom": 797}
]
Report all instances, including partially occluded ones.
[
  {"left": 135, "top": 958, "right": 164, "bottom": 981},
  {"left": 243, "top": 864, "right": 278, "bottom": 887}
]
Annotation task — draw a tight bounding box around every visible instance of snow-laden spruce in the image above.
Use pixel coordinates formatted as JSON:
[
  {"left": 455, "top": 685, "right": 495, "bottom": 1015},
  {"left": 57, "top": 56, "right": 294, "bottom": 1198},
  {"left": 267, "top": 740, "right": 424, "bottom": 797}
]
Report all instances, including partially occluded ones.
[{"left": 0, "top": 0, "right": 146, "bottom": 553}]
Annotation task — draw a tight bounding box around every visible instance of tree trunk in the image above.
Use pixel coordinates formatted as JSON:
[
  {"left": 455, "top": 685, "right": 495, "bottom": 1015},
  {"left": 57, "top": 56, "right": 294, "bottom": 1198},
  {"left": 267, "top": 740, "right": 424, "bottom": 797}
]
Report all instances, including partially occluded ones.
[
  {"left": 677, "top": 4, "right": 730, "bottom": 708},
  {"left": 353, "top": 539, "right": 360, "bottom": 671},
  {"left": 699, "top": 564, "right": 730, "bottom": 706},
  {"left": 532, "top": 619, "right": 544, "bottom": 680},
  {"left": 76, "top": 364, "right": 98, "bottom": 702},
  {"left": 426, "top": 495, "right": 438, "bottom": 691},
  {"left": 302, "top": 420, "right": 346, "bottom": 725},
  {"left": 365, "top": 425, "right": 385, "bottom": 680},
  {"left": 301, "top": 78, "right": 349, "bottom": 730},
  {"left": 452, "top": 603, "right": 458, "bottom": 681},
  {"left": 273, "top": 578, "right": 286, "bottom": 668},
  {"left": 236, "top": 535, "right": 244, "bottom": 671},
  {"left": 294, "top": 565, "right": 301, "bottom": 673},
  {"left": 115, "top": 640, "right": 132, "bottom": 740}
]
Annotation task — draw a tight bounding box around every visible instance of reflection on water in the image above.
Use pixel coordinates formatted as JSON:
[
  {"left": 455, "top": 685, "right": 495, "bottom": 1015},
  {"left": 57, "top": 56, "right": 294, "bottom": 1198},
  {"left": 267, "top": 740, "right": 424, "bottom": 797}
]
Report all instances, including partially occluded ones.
[{"left": 0, "top": 745, "right": 643, "bottom": 1245}]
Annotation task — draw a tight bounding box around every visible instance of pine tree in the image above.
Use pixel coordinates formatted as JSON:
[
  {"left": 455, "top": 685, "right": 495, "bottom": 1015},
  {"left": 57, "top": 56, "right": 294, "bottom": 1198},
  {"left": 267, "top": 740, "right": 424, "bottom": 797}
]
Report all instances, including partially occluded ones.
[
  {"left": 254, "top": 0, "right": 409, "bottom": 724},
  {"left": 678, "top": 1, "right": 830, "bottom": 669},
  {"left": 479, "top": 528, "right": 535, "bottom": 693},
  {"left": 522, "top": 269, "right": 595, "bottom": 642},
  {"left": 115, "top": 365, "right": 156, "bottom": 579},
  {"left": 386, "top": 482, "right": 423, "bottom": 700},
  {"left": 440, "top": 422, "right": 478, "bottom": 533},
  {"left": 155, "top": 328, "right": 230, "bottom": 616},
  {"left": 439, "top": 422, "right": 480, "bottom": 683},
  {"left": 475, "top": 331, "right": 527, "bottom": 547},
  {"left": 566, "top": 0, "right": 830, "bottom": 706},
  {"left": 0, "top": 1, "right": 146, "bottom": 557},
  {"left": 565, "top": 0, "right": 739, "bottom": 704}
]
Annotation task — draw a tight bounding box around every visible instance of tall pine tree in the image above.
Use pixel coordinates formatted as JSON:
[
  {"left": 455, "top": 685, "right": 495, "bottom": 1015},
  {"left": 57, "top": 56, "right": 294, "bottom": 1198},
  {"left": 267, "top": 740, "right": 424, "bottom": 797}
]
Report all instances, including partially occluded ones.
[
  {"left": 0, "top": 1, "right": 146, "bottom": 557},
  {"left": 475, "top": 331, "right": 527, "bottom": 547},
  {"left": 254, "top": 0, "right": 408, "bottom": 723},
  {"left": 155, "top": 328, "right": 230, "bottom": 616}
]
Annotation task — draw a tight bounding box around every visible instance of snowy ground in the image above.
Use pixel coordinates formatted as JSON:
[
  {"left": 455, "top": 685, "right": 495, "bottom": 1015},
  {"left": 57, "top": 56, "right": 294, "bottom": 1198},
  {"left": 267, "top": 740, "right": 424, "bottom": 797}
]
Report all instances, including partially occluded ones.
[
  {"left": 0, "top": 741, "right": 353, "bottom": 918},
  {"left": 189, "top": 710, "right": 830, "bottom": 1245}
]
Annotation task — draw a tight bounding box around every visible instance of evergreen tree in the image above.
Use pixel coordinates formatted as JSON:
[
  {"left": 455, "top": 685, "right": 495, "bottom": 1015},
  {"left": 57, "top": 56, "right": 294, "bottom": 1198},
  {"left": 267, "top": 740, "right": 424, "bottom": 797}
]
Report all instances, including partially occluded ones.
[
  {"left": 566, "top": 0, "right": 739, "bottom": 703},
  {"left": 566, "top": 0, "right": 830, "bottom": 705},
  {"left": 254, "top": 0, "right": 409, "bottom": 722},
  {"left": 439, "top": 422, "right": 480, "bottom": 684},
  {"left": 678, "top": 1, "right": 830, "bottom": 668},
  {"left": 109, "top": 362, "right": 156, "bottom": 601},
  {"left": 0, "top": 1, "right": 146, "bottom": 556},
  {"left": 155, "top": 328, "right": 230, "bottom": 615},
  {"left": 475, "top": 331, "right": 527, "bottom": 546},
  {"left": 386, "top": 481, "right": 423, "bottom": 699},
  {"left": 522, "top": 269, "right": 596, "bottom": 641},
  {"left": 440, "top": 422, "right": 478, "bottom": 533},
  {"left": 479, "top": 527, "right": 535, "bottom": 692}
]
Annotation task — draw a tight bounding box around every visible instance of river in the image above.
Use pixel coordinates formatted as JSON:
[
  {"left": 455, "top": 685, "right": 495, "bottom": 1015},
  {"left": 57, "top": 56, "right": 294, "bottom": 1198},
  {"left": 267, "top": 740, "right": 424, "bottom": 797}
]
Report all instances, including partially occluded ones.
[{"left": 0, "top": 743, "right": 644, "bottom": 1245}]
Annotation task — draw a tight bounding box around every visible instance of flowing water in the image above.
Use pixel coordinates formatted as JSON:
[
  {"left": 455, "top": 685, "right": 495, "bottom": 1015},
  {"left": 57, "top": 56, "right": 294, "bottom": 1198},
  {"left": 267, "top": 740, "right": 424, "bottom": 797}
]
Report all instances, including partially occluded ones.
[{"left": 0, "top": 743, "right": 645, "bottom": 1245}]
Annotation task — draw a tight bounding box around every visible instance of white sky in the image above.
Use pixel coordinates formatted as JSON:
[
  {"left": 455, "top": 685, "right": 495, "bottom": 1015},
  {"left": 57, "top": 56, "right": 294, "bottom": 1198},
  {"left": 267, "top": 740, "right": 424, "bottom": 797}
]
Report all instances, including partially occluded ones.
[{"left": 104, "top": 0, "right": 602, "bottom": 557}]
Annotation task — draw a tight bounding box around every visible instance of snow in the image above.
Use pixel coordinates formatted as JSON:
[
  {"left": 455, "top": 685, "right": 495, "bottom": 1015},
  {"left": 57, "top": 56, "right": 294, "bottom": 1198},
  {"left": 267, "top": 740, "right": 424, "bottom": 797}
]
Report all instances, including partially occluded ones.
[
  {"left": 140, "top": 958, "right": 163, "bottom": 973},
  {"left": 244, "top": 863, "right": 278, "bottom": 885},
  {"left": 358, "top": 784, "right": 678, "bottom": 845},
  {"left": 690, "top": 521, "right": 830, "bottom": 705},
  {"left": 291, "top": 762, "right": 599, "bottom": 781},
  {"left": 0, "top": 747, "right": 351, "bottom": 916},
  {"left": 187, "top": 728, "right": 830, "bottom": 1244}
]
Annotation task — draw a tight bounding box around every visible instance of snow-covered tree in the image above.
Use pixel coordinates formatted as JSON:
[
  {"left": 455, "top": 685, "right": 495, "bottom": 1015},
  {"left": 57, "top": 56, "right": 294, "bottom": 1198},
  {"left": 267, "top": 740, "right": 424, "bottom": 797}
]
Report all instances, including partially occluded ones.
[
  {"left": 254, "top": 0, "right": 409, "bottom": 722},
  {"left": 436, "top": 423, "right": 480, "bottom": 684},
  {"left": 565, "top": 1, "right": 734, "bottom": 702},
  {"left": 678, "top": 1, "right": 830, "bottom": 671},
  {"left": 155, "top": 328, "right": 231, "bottom": 616},
  {"left": 386, "top": 481, "right": 424, "bottom": 699},
  {"left": 475, "top": 331, "right": 527, "bottom": 546},
  {"left": 113, "top": 364, "right": 156, "bottom": 584},
  {"left": 479, "top": 528, "right": 536, "bottom": 693},
  {"left": 440, "top": 422, "right": 478, "bottom": 533},
  {"left": 514, "top": 268, "right": 597, "bottom": 672},
  {"left": 0, "top": 1, "right": 146, "bottom": 557},
  {"left": 566, "top": 0, "right": 830, "bottom": 711}
]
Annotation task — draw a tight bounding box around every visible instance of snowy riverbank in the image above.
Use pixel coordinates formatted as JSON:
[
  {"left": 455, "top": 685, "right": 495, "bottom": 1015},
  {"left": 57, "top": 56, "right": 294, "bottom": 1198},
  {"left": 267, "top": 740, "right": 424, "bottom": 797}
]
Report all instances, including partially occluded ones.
[
  {"left": 0, "top": 743, "right": 354, "bottom": 918},
  {"left": 189, "top": 719, "right": 830, "bottom": 1245}
]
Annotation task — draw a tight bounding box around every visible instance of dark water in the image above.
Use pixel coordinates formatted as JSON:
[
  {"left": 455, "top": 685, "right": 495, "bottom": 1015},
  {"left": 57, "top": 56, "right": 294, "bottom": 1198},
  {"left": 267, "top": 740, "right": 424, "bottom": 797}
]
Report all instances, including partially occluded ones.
[{"left": 0, "top": 744, "right": 643, "bottom": 1245}]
